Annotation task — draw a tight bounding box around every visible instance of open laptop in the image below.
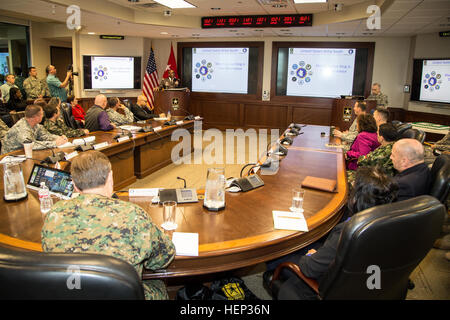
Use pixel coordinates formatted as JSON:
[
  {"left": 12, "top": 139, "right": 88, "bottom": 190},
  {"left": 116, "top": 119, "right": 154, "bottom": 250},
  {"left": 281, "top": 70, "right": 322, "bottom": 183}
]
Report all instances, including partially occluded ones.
[{"left": 27, "top": 163, "right": 74, "bottom": 200}]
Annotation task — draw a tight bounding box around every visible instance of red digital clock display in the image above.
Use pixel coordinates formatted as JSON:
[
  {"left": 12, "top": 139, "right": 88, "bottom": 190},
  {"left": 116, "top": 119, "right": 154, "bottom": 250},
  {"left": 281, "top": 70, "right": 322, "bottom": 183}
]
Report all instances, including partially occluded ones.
[{"left": 202, "top": 14, "right": 313, "bottom": 29}]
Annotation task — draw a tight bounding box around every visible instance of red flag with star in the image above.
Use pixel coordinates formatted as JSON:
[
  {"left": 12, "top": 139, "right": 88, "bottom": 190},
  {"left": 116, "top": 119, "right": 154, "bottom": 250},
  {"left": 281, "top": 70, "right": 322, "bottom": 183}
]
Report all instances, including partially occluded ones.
[{"left": 163, "top": 43, "right": 178, "bottom": 78}]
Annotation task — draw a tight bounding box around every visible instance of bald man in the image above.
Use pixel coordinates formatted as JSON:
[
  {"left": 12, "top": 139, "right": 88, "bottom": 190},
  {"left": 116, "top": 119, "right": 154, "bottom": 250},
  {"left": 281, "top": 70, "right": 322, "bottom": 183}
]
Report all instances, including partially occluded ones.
[
  {"left": 85, "top": 94, "right": 115, "bottom": 132},
  {"left": 390, "top": 138, "right": 431, "bottom": 201},
  {"left": 130, "top": 95, "right": 164, "bottom": 121}
]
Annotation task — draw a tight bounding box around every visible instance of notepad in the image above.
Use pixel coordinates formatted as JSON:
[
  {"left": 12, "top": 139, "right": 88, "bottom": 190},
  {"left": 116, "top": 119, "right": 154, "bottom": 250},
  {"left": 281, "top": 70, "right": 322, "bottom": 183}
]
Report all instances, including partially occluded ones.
[
  {"left": 172, "top": 232, "right": 199, "bottom": 256},
  {"left": 57, "top": 142, "right": 74, "bottom": 148},
  {"left": 128, "top": 188, "right": 159, "bottom": 197},
  {"left": 72, "top": 136, "right": 96, "bottom": 145},
  {"left": 273, "top": 211, "right": 309, "bottom": 232}
]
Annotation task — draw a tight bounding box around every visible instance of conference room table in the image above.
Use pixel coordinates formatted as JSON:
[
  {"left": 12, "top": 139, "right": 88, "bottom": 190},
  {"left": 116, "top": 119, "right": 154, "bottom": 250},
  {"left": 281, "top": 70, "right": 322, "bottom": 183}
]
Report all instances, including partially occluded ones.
[{"left": 0, "top": 122, "right": 348, "bottom": 281}]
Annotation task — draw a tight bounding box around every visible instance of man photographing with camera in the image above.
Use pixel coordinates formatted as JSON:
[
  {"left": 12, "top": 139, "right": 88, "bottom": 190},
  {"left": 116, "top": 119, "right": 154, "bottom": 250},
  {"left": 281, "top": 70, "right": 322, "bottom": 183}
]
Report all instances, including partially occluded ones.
[{"left": 46, "top": 64, "right": 72, "bottom": 102}]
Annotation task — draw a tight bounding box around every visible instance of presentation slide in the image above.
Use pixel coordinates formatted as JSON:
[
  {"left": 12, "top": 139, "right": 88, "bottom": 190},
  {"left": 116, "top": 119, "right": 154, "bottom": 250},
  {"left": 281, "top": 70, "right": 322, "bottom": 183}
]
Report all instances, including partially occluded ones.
[
  {"left": 91, "top": 56, "right": 134, "bottom": 89},
  {"left": 192, "top": 48, "right": 249, "bottom": 94},
  {"left": 419, "top": 59, "right": 450, "bottom": 104},
  {"left": 0, "top": 53, "right": 9, "bottom": 75},
  {"left": 286, "top": 48, "right": 356, "bottom": 98}
]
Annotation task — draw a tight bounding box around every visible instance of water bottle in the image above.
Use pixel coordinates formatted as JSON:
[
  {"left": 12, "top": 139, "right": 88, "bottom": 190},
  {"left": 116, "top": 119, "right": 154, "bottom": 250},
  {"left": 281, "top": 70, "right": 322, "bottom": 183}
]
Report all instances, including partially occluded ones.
[
  {"left": 204, "top": 167, "right": 225, "bottom": 211},
  {"left": 167, "top": 110, "right": 171, "bottom": 120},
  {"left": 38, "top": 182, "right": 53, "bottom": 214}
]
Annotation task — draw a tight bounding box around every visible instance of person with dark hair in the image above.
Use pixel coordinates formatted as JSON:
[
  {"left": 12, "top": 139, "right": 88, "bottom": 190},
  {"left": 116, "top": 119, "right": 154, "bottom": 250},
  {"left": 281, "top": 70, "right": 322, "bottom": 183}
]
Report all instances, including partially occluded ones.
[
  {"left": 1, "top": 104, "right": 67, "bottom": 154},
  {"left": 13, "top": 67, "right": 26, "bottom": 99},
  {"left": 23, "top": 66, "right": 50, "bottom": 99},
  {"left": 266, "top": 167, "right": 398, "bottom": 300},
  {"left": 333, "top": 101, "right": 367, "bottom": 145},
  {"left": 106, "top": 97, "right": 134, "bottom": 126},
  {"left": 6, "top": 87, "right": 27, "bottom": 112},
  {"left": 347, "top": 123, "right": 399, "bottom": 183},
  {"left": 390, "top": 138, "right": 431, "bottom": 201},
  {"left": 43, "top": 100, "right": 88, "bottom": 138},
  {"left": 345, "top": 114, "right": 380, "bottom": 170},
  {"left": 373, "top": 107, "right": 389, "bottom": 128},
  {"left": 67, "top": 96, "right": 86, "bottom": 126}
]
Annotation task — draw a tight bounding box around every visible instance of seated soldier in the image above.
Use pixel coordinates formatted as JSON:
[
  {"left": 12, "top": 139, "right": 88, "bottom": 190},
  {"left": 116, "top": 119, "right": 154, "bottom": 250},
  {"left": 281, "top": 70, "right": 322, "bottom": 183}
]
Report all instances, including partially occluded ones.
[
  {"left": 0, "top": 118, "right": 9, "bottom": 140},
  {"left": 1, "top": 104, "right": 67, "bottom": 154},
  {"left": 347, "top": 122, "right": 399, "bottom": 184},
  {"left": 41, "top": 150, "right": 176, "bottom": 300},
  {"left": 106, "top": 97, "right": 134, "bottom": 126},
  {"left": 43, "top": 100, "right": 89, "bottom": 138}
]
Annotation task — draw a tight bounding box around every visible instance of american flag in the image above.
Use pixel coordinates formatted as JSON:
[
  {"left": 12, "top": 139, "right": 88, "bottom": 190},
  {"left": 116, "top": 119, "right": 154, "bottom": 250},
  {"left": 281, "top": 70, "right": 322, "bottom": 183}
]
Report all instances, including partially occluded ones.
[{"left": 143, "top": 47, "right": 159, "bottom": 110}]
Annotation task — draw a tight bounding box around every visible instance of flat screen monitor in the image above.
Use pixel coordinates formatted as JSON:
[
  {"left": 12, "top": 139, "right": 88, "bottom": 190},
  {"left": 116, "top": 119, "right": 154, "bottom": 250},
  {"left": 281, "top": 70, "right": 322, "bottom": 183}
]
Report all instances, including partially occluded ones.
[
  {"left": 411, "top": 59, "right": 450, "bottom": 104},
  {"left": 83, "top": 55, "right": 142, "bottom": 90},
  {"left": 191, "top": 47, "right": 250, "bottom": 94},
  {"left": 27, "top": 163, "right": 74, "bottom": 199}
]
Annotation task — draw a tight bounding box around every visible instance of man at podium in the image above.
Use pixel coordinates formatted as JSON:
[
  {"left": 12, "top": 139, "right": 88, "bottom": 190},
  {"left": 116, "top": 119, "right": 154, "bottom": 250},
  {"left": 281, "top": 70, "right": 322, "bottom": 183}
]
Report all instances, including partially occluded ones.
[{"left": 155, "top": 69, "right": 180, "bottom": 91}]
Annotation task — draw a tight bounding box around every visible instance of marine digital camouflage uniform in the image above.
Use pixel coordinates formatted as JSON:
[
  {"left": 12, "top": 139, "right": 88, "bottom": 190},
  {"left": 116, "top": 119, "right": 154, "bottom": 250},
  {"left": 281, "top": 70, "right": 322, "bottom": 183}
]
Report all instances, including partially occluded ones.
[
  {"left": 1, "top": 117, "right": 58, "bottom": 154},
  {"left": 106, "top": 108, "right": 133, "bottom": 126},
  {"left": 0, "top": 119, "right": 9, "bottom": 140},
  {"left": 43, "top": 118, "right": 85, "bottom": 138},
  {"left": 41, "top": 194, "right": 176, "bottom": 300},
  {"left": 347, "top": 142, "right": 395, "bottom": 183},
  {"left": 435, "top": 131, "right": 450, "bottom": 152},
  {"left": 367, "top": 92, "right": 389, "bottom": 107}
]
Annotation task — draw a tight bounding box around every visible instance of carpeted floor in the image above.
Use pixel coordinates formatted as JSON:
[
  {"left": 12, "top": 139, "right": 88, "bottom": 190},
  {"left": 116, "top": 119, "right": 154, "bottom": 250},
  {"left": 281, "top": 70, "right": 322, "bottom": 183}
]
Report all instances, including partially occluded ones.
[{"left": 128, "top": 131, "right": 450, "bottom": 300}]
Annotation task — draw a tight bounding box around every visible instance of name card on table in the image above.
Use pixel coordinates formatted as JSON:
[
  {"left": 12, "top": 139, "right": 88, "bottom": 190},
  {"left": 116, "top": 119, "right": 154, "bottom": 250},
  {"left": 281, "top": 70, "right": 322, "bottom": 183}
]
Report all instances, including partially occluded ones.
[
  {"left": 176, "top": 120, "right": 184, "bottom": 125},
  {"left": 153, "top": 126, "right": 162, "bottom": 132},
  {"left": 93, "top": 142, "right": 109, "bottom": 150},
  {"left": 129, "top": 188, "right": 160, "bottom": 197},
  {"left": 117, "top": 136, "right": 130, "bottom": 143},
  {"left": 65, "top": 151, "right": 78, "bottom": 161}
]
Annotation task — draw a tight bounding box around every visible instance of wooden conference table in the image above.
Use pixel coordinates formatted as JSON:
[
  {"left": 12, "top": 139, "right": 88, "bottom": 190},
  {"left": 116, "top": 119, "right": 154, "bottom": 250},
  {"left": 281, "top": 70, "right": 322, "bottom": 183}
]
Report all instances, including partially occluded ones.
[{"left": 0, "top": 122, "right": 348, "bottom": 280}]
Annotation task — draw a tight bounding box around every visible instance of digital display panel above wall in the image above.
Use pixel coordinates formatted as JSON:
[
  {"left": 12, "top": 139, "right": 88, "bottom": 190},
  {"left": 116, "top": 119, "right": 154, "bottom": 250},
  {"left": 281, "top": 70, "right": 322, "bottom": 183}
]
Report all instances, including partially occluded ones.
[
  {"left": 202, "top": 14, "right": 312, "bottom": 28},
  {"left": 273, "top": 42, "right": 374, "bottom": 100},
  {"left": 83, "top": 55, "right": 142, "bottom": 90},
  {"left": 411, "top": 58, "right": 450, "bottom": 105}
]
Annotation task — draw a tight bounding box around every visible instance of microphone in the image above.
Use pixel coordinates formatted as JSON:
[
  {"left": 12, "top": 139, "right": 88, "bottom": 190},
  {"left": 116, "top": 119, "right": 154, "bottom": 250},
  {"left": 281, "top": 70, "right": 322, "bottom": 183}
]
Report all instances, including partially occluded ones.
[
  {"left": 113, "top": 127, "right": 133, "bottom": 140},
  {"left": 175, "top": 107, "right": 195, "bottom": 120},
  {"left": 27, "top": 139, "right": 66, "bottom": 164},
  {"left": 177, "top": 176, "right": 187, "bottom": 189},
  {"left": 75, "top": 137, "right": 94, "bottom": 152}
]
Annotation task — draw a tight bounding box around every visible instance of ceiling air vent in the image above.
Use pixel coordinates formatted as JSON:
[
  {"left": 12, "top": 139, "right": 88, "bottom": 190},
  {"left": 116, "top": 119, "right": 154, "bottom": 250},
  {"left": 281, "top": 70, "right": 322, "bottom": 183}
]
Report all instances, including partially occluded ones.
[{"left": 257, "top": 0, "right": 288, "bottom": 5}]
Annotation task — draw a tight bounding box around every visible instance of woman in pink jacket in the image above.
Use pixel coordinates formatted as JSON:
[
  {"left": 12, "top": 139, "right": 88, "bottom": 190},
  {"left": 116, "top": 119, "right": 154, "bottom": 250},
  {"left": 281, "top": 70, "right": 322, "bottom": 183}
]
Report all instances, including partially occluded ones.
[{"left": 346, "top": 114, "right": 380, "bottom": 170}]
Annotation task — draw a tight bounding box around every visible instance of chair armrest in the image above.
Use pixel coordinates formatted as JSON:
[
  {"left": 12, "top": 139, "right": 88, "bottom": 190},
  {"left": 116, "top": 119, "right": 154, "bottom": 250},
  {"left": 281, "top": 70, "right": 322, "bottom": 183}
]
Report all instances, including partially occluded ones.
[{"left": 271, "top": 262, "right": 319, "bottom": 294}]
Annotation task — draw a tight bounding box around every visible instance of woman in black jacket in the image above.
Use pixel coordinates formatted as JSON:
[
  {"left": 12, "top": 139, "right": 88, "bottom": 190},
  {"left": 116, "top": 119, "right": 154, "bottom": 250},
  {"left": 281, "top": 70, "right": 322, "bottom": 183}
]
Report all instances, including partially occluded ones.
[{"left": 6, "top": 87, "right": 27, "bottom": 112}]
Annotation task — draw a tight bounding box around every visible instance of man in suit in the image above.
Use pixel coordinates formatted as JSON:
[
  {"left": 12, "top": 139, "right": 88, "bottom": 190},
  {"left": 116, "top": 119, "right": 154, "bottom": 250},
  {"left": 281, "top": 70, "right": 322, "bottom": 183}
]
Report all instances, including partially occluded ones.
[
  {"left": 390, "top": 138, "right": 431, "bottom": 201},
  {"left": 130, "top": 95, "right": 165, "bottom": 121}
]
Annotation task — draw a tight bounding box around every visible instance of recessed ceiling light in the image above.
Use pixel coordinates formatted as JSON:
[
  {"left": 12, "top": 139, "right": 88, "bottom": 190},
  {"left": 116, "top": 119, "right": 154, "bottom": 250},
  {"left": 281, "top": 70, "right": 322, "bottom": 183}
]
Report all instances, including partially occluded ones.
[
  {"left": 153, "top": 0, "right": 196, "bottom": 9},
  {"left": 87, "top": 32, "right": 96, "bottom": 35},
  {"left": 160, "top": 32, "right": 169, "bottom": 35},
  {"left": 293, "top": 0, "right": 327, "bottom": 3}
]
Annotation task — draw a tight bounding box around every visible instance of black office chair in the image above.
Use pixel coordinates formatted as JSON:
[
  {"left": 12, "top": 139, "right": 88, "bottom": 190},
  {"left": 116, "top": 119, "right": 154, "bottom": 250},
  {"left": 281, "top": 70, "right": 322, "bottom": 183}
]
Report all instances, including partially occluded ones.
[
  {"left": 396, "top": 122, "right": 412, "bottom": 135},
  {"left": 429, "top": 154, "right": 450, "bottom": 205},
  {"left": 0, "top": 247, "right": 145, "bottom": 299},
  {"left": 391, "top": 120, "right": 402, "bottom": 127},
  {"left": 401, "top": 128, "right": 426, "bottom": 144},
  {"left": 270, "top": 195, "right": 445, "bottom": 300},
  {"left": 60, "top": 102, "right": 80, "bottom": 129}
]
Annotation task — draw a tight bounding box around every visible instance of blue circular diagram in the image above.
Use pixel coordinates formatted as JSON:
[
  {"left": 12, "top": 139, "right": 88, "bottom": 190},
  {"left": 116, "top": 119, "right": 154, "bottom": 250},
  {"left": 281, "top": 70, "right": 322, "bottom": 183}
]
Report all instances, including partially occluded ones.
[
  {"left": 199, "top": 66, "right": 208, "bottom": 76},
  {"left": 297, "top": 68, "right": 307, "bottom": 79}
]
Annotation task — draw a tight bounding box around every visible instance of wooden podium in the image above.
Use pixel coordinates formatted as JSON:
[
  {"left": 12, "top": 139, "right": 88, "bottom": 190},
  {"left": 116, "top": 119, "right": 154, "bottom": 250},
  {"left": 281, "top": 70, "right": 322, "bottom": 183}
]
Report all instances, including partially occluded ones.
[
  {"left": 331, "top": 98, "right": 377, "bottom": 131},
  {"left": 154, "top": 89, "right": 190, "bottom": 116}
]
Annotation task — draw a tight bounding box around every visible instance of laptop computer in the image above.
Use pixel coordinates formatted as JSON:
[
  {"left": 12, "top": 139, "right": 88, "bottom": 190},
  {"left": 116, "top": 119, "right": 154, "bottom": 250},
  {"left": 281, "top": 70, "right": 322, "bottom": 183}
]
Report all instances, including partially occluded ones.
[{"left": 27, "top": 163, "right": 74, "bottom": 200}]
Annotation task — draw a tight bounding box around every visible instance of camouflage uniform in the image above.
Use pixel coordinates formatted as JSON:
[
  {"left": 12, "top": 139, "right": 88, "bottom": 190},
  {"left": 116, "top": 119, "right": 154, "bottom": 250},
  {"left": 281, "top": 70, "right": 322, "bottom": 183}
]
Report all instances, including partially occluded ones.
[
  {"left": 106, "top": 108, "right": 133, "bottom": 126},
  {"left": 41, "top": 194, "right": 176, "bottom": 300},
  {"left": 367, "top": 93, "right": 389, "bottom": 107},
  {"left": 434, "top": 131, "right": 450, "bottom": 152},
  {"left": 0, "top": 118, "right": 9, "bottom": 140},
  {"left": 347, "top": 142, "right": 395, "bottom": 183},
  {"left": 1, "top": 117, "right": 58, "bottom": 154},
  {"left": 23, "top": 76, "right": 49, "bottom": 99},
  {"left": 43, "top": 118, "right": 85, "bottom": 138}
]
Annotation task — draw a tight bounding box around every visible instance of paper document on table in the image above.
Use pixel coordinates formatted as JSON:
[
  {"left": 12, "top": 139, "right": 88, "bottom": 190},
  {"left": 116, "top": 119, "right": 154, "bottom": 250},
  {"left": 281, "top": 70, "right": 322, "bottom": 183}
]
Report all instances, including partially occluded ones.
[
  {"left": 0, "top": 155, "right": 26, "bottom": 164},
  {"left": 72, "top": 136, "right": 96, "bottom": 145},
  {"left": 128, "top": 188, "right": 159, "bottom": 197},
  {"left": 119, "top": 125, "right": 142, "bottom": 131},
  {"left": 153, "top": 117, "right": 168, "bottom": 121},
  {"left": 273, "top": 211, "right": 309, "bottom": 232},
  {"left": 325, "top": 143, "right": 345, "bottom": 148},
  {"left": 57, "top": 142, "right": 74, "bottom": 148},
  {"left": 172, "top": 232, "right": 199, "bottom": 256}
]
